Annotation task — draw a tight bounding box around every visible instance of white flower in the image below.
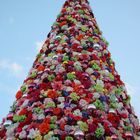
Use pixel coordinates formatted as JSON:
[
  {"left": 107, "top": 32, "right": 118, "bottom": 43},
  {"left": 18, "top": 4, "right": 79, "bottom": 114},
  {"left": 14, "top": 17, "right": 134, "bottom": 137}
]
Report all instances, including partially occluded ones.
[
  {"left": 65, "top": 86, "right": 73, "bottom": 92},
  {"left": 58, "top": 97, "right": 65, "bottom": 102},
  {"left": 85, "top": 68, "right": 93, "bottom": 75},
  {"left": 93, "top": 92, "right": 100, "bottom": 99},
  {"left": 57, "top": 102, "right": 64, "bottom": 108},
  {"left": 21, "top": 100, "right": 29, "bottom": 108},
  {"left": 38, "top": 114, "right": 45, "bottom": 120},
  {"left": 27, "top": 128, "right": 40, "bottom": 139},
  {"left": 19, "top": 130, "right": 27, "bottom": 139},
  {"left": 96, "top": 79, "right": 104, "bottom": 87},
  {"left": 74, "top": 79, "right": 81, "bottom": 84},
  {"left": 6, "top": 123, "right": 19, "bottom": 138},
  {"left": 74, "top": 61, "right": 81, "bottom": 66},
  {"left": 73, "top": 109, "right": 82, "bottom": 116},
  {"left": 79, "top": 99, "right": 88, "bottom": 107},
  {"left": 44, "top": 98, "right": 53, "bottom": 104}
]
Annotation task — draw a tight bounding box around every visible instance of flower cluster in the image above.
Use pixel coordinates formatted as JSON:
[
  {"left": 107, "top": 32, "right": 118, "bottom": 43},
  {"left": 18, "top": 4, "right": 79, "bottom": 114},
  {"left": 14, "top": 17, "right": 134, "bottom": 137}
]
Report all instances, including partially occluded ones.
[{"left": 0, "top": 0, "right": 139, "bottom": 139}]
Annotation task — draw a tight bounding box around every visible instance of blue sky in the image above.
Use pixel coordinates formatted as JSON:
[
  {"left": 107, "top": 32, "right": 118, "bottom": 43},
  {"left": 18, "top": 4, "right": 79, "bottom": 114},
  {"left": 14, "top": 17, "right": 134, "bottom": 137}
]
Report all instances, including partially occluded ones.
[{"left": 0, "top": 0, "right": 140, "bottom": 122}]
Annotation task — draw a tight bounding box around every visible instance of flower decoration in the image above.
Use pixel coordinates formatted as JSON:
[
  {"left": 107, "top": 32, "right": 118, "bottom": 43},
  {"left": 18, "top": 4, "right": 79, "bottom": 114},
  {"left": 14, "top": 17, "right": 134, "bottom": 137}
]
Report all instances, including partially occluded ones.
[
  {"left": 67, "top": 72, "right": 76, "bottom": 80},
  {"left": 46, "top": 89, "right": 58, "bottom": 99},
  {"left": 27, "top": 128, "right": 40, "bottom": 139},
  {"left": 16, "top": 90, "right": 23, "bottom": 100},
  {"left": 93, "top": 84, "right": 104, "bottom": 92},
  {"left": 107, "top": 113, "right": 120, "bottom": 128},
  {"left": 94, "top": 99, "right": 105, "bottom": 111},
  {"left": 77, "top": 121, "right": 89, "bottom": 132},
  {"left": 95, "top": 125, "right": 105, "bottom": 138},
  {"left": 47, "top": 74, "right": 55, "bottom": 81},
  {"left": 92, "top": 63, "right": 101, "bottom": 70},
  {"left": 65, "top": 136, "right": 73, "bottom": 140},
  {"left": 81, "top": 25, "right": 88, "bottom": 32},
  {"left": 13, "top": 115, "right": 26, "bottom": 122},
  {"left": 70, "top": 92, "right": 80, "bottom": 101},
  {"left": 39, "top": 122, "right": 50, "bottom": 135},
  {"left": 0, "top": 0, "right": 139, "bottom": 139},
  {"left": 19, "top": 130, "right": 27, "bottom": 139}
]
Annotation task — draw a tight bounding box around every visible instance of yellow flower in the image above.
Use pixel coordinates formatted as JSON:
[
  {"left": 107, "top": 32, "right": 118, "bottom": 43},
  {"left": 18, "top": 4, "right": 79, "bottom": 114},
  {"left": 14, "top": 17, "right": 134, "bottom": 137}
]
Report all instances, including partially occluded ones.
[
  {"left": 35, "top": 135, "right": 42, "bottom": 140},
  {"left": 106, "top": 137, "right": 112, "bottom": 140},
  {"left": 63, "top": 60, "right": 68, "bottom": 64}
]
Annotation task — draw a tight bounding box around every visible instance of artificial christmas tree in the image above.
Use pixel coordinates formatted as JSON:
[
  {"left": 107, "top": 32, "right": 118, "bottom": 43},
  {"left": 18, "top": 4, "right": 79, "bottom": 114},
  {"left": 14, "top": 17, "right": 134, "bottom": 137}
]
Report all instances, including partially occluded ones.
[{"left": 0, "top": 0, "right": 139, "bottom": 139}]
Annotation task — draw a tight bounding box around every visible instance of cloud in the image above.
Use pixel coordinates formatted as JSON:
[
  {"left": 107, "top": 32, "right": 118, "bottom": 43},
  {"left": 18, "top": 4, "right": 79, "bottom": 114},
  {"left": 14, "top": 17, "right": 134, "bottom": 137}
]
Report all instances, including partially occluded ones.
[
  {"left": 35, "top": 41, "right": 44, "bottom": 52},
  {"left": 0, "top": 60, "right": 23, "bottom": 77},
  {"left": 125, "top": 82, "right": 140, "bottom": 95}
]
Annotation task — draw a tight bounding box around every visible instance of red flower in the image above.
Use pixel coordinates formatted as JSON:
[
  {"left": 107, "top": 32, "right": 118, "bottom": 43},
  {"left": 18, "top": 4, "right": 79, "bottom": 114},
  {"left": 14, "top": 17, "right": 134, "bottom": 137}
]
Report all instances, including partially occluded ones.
[
  {"left": 55, "top": 74, "right": 64, "bottom": 81},
  {"left": 16, "top": 90, "right": 22, "bottom": 100},
  {"left": 87, "top": 47, "right": 94, "bottom": 52},
  {"left": 107, "top": 113, "right": 120, "bottom": 128},
  {"left": 73, "top": 115, "right": 82, "bottom": 121},
  {"left": 76, "top": 34, "right": 84, "bottom": 41},
  {"left": 53, "top": 108, "right": 61, "bottom": 115},
  {"left": 51, "top": 81, "right": 63, "bottom": 90},
  {"left": 43, "top": 117, "right": 51, "bottom": 124},
  {"left": 39, "top": 122, "right": 50, "bottom": 134},
  {"left": 19, "top": 111, "right": 32, "bottom": 128},
  {"left": 103, "top": 122, "right": 112, "bottom": 135},
  {"left": 91, "top": 54, "right": 99, "bottom": 60},
  {"left": 28, "top": 89, "right": 41, "bottom": 101},
  {"left": 47, "top": 90, "right": 58, "bottom": 99},
  {"left": 89, "top": 123, "right": 97, "bottom": 132},
  {"left": 71, "top": 43, "right": 82, "bottom": 52},
  {"left": 37, "top": 65, "right": 45, "bottom": 72},
  {"left": 19, "top": 108, "right": 28, "bottom": 115},
  {"left": 16, "top": 127, "right": 22, "bottom": 133},
  {"left": 60, "top": 122, "right": 66, "bottom": 130},
  {"left": 39, "top": 82, "right": 48, "bottom": 90},
  {"left": 59, "top": 21, "right": 67, "bottom": 27},
  {"left": 0, "top": 128, "right": 6, "bottom": 138},
  {"left": 76, "top": 72, "right": 91, "bottom": 89},
  {"left": 87, "top": 93, "right": 93, "bottom": 98}
]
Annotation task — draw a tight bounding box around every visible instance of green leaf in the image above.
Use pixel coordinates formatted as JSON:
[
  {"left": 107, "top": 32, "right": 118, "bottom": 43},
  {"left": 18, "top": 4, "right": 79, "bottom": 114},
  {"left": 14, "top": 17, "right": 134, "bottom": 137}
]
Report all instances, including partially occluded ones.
[
  {"left": 47, "top": 74, "right": 55, "bottom": 81},
  {"left": 13, "top": 115, "right": 26, "bottom": 122},
  {"left": 65, "top": 136, "right": 74, "bottom": 140},
  {"left": 67, "top": 72, "right": 76, "bottom": 80},
  {"left": 92, "top": 63, "right": 100, "bottom": 70},
  {"left": 94, "top": 84, "right": 103, "bottom": 92},
  {"left": 94, "top": 99, "right": 104, "bottom": 110},
  {"left": 21, "top": 86, "right": 26, "bottom": 93},
  {"left": 78, "top": 121, "right": 89, "bottom": 132},
  {"left": 70, "top": 92, "right": 80, "bottom": 101},
  {"left": 95, "top": 127, "right": 105, "bottom": 138}
]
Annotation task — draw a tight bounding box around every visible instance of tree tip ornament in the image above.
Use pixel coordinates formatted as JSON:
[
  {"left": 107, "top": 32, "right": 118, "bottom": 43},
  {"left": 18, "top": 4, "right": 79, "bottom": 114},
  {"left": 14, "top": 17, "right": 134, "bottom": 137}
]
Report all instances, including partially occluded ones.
[{"left": 0, "top": 0, "right": 140, "bottom": 139}]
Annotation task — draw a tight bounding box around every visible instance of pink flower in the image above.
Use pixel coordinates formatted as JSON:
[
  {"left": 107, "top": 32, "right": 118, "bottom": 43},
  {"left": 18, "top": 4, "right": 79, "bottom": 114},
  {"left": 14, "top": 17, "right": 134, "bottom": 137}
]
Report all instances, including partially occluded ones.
[{"left": 51, "top": 81, "right": 63, "bottom": 90}]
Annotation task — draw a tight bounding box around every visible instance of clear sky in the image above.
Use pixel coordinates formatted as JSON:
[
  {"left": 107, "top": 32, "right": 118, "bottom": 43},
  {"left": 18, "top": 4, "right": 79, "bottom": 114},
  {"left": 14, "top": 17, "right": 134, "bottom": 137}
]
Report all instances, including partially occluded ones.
[{"left": 0, "top": 0, "right": 140, "bottom": 122}]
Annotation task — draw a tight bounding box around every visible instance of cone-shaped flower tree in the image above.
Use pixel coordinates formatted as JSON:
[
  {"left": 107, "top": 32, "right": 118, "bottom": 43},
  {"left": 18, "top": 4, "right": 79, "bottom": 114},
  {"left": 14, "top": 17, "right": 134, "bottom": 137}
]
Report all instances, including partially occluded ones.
[{"left": 0, "top": 0, "right": 139, "bottom": 139}]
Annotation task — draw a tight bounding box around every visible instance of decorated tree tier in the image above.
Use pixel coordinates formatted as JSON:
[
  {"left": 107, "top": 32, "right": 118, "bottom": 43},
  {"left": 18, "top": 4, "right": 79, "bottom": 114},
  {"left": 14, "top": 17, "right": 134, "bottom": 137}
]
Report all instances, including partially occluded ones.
[{"left": 0, "top": 0, "right": 139, "bottom": 139}]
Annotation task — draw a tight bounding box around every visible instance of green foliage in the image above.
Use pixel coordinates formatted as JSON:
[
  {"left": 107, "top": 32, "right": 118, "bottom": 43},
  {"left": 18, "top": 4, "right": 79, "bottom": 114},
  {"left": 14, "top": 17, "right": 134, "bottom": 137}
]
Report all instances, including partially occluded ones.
[
  {"left": 93, "top": 84, "right": 103, "bottom": 92},
  {"left": 78, "top": 121, "right": 89, "bottom": 132},
  {"left": 45, "top": 102, "right": 56, "bottom": 108},
  {"left": 95, "top": 127, "right": 105, "bottom": 138},
  {"left": 92, "top": 63, "right": 100, "bottom": 70},
  {"left": 94, "top": 99, "right": 104, "bottom": 110},
  {"left": 67, "top": 72, "right": 76, "bottom": 80},
  {"left": 21, "top": 85, "right": 26, "bottom": 93},
  {"left": 70, "top": 92, "right": 80, "bottom": 101},
  {"left": 13, "top": 115, "right": 26, "bottom": 122},
  {"left": 65, "top": 136, "right": 73, "bottom": 140},
  {"left": 47, "top": 74, "right": 55, "bottom": 81}
]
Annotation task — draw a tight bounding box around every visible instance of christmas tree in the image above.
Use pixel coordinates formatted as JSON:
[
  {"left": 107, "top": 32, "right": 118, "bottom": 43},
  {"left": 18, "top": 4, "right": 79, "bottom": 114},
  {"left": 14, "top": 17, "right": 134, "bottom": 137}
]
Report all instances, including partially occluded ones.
[{"left": 0, "top": 0, "right": 139, "bottom": 139}]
